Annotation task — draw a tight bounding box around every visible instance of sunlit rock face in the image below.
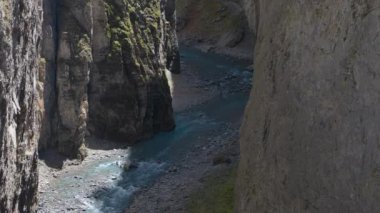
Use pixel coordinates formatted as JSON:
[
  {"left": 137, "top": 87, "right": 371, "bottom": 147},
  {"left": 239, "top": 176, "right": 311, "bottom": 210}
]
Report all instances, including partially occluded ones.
[
  {"left": 236, "top": 1, "right": 380, "bottom": 212},
  {"left": 0, "top": 0, "right": 42, "bottom": 211},
  {"left": 39, "top": 0, "right": 179, "bottom": 158}
]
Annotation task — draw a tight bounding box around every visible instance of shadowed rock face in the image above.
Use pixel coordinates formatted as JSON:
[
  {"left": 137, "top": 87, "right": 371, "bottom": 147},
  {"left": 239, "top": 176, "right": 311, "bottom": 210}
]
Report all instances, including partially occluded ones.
[
  {"left": 0, "top": 0, "right": 42, "bottom": 212},
  {"left": 39, "top": 0, "right": 179, "bottom": 158},
  {"left": 236, "top": 1, "right": 380, "bottom": 212},
  {"left": 39, "top": 0, "right": 58, "bottom": 153},
  {"left": 55, "top": 0, "right": 93, "bottom": 159}
]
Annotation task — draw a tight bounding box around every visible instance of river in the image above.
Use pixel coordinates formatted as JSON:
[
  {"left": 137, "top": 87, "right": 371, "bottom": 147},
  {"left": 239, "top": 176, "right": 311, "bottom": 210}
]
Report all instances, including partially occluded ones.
[{"left": 38, "top": 47, "right": 252, "bottom": 213}]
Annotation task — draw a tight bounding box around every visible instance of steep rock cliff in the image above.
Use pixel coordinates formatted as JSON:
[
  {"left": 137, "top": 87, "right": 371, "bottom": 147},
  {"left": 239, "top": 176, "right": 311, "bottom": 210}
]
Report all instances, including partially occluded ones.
[
  {"left": 39, "top": 0, "right": 178, "bottom": 158},
  {"left": 0, "top": 0, "right": 42, "bottom": 211},
  {"left": 88, "top": 0, "right": 176, "bottom": 143},
  {"left": 55, "top": 0, "right": 92, "bottom": 159},
  {"left": 176, "top": 0, "right": 253, "bottom": 59},
  {"left": 237, "top": 1, "right": 380, "bottom": 212}
]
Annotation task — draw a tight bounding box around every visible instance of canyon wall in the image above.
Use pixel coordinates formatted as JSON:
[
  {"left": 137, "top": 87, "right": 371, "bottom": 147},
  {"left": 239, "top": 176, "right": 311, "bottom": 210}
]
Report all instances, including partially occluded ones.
[
  {"left": 176, "top": 0, "right": 253, "bottom": 59},
  {"left": 0, "top": 0, "right": 178, "bottom": 210},
  {"left": 39, "top": 0, "right": 179, "bottom": 158},
  {"left": 88, "top": 0, "right": 177, "bottom": 143},
  {"left": 55, "top": 0, "right": 93, "bottom": 159},
  {"left": 0, "top": 0, "right": 42, "bottom": 211},
  {"left": 236, "top": 0, "right": 380, "bottom": 212}
]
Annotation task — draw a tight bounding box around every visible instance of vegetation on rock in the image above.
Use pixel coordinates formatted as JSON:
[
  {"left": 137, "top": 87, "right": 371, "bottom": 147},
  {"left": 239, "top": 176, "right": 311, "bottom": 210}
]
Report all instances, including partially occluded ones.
[{"left": 187, "top": 168, "right": 236, "bottom": 213}]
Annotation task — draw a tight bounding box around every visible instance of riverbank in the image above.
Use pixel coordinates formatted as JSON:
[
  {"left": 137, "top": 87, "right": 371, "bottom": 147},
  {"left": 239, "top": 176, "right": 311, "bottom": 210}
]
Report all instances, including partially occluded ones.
[
  {"left": 126, "top": 125, "right": 240, "bottom": 213},
  {"left": 180, "top": 39, "right": 254, "bottom": 62},
  {"left": 38, "top": 47, "right": 252, "bottom": 212}
]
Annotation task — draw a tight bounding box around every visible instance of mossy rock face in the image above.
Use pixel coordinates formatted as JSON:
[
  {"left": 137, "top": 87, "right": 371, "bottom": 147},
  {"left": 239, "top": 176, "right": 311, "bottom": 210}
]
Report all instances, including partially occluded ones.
[
  {"left": 88, "top": 0, "right": 179, "bottom": 143},
  {"left": 77, "top": 35, "right": 92, "bottom": 62},
  {"left": 48, "top": 0, "right": 179, "bottom": 158}
]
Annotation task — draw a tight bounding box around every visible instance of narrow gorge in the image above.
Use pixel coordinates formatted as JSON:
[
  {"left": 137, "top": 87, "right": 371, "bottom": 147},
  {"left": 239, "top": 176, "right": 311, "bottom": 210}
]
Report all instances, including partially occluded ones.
[
  {"left": 1, "top": 0, "right": 380, "bottom": 212},
  {"left": 1, "top": 0, "right": 182, "bottom": 211}
]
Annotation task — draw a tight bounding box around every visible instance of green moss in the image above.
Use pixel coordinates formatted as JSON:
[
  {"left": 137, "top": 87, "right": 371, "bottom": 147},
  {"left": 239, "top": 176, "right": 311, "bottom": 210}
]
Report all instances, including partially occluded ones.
[
  {"left": 103, "top": 0, "right": 165, "bottom": 74},
  {"left": 186, "top": 168, "right": 236, "bottom": 213},
  {"left": 77, "top": 34, "right": 92, "bottom": 62},
  {"left": 39, "top": 57, "right": 46, "bottom": 67},
  {"left": 110, "top": 40, "right": 122, "bottom": 56}
]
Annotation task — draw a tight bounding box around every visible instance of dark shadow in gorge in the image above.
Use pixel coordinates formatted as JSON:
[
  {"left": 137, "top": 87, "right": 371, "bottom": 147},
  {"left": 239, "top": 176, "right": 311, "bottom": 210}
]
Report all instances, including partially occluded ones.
[
  {"left": 39, "top": 150, "right": 67, "bottom": 170},
  {"left": 38, "top": 0, "right": 64, "bottom": 170}
]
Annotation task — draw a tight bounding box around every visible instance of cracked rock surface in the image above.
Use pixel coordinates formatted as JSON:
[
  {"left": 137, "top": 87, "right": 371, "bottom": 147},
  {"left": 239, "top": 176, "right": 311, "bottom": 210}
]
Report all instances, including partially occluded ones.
[{"left": 0, "top": 0, "right": 42, "bottom": 212}]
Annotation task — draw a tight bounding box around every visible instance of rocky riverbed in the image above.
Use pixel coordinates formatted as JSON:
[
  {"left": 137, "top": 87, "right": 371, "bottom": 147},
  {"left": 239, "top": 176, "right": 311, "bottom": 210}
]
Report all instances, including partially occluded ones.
[
  {"left": 126, "top": 124, "right": 240, "bottom": 213},
  {"left": 38, "top": 47, "right": 252, "bottom": 212}
]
